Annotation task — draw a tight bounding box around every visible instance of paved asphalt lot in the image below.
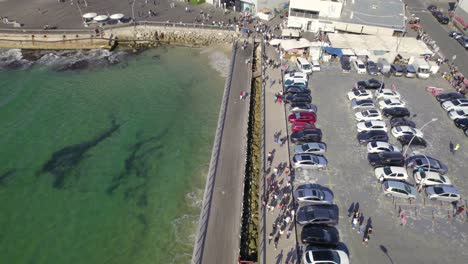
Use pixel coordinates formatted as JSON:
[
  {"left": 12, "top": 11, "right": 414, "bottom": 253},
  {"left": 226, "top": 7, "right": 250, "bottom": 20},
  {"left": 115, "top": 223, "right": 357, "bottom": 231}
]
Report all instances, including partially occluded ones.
[{"left": 293, "top": 62, "right": 467, "bottom": 263}]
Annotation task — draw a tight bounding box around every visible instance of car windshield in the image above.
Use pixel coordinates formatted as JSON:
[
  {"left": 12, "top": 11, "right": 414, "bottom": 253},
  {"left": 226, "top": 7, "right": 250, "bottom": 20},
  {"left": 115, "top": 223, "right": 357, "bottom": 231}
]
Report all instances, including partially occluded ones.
[
  {"left": 365, "top": 121, "right": 372, "bottom": 127},
  {"left": 313, "top": 251, "right": 339, "bottom": 262},
  {"left": 302, "top": 144, "right": 310, "bottom": 151},
  {"left": 301, "top": 155, "right": 312, "bottom": 161},
  {"left": 433, "top": 186, "right": 445, "bottom": 194},
  {"left": 453, "top": 100, "right": 461, "bottom": 106},
  {"left": 383, "top": 167, "right": 392, "bottom": 175},
  {"left": 404, "top": 185, "right": 412, "bottom": 194},
  {"left": 303, "top": 64, "right": 312, "bottom": 70},
  {"left": 359, "top": 64, "right": 366, "bottom": 69},
  {"left": 312, "top": 156, "right": 319, "bottom": 164},
  {"left": 384, "top": 99, "right": 391, "bottom": 104}
]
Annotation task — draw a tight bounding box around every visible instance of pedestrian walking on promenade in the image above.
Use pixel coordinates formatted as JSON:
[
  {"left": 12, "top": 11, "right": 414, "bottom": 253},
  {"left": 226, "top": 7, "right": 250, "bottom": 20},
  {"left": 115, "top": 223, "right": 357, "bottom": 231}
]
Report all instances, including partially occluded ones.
[
  {"left": 268, "top": 233, "right": 274, "bottom": 244},
  {"left": 449, "top": 141, "right": 455, "bottom": 154},
  {"left": 352, "top": 215, "right": 358, "bottom": 230},
  {"left": 274, "top": 234, "right": 280, "bottom": 250}
]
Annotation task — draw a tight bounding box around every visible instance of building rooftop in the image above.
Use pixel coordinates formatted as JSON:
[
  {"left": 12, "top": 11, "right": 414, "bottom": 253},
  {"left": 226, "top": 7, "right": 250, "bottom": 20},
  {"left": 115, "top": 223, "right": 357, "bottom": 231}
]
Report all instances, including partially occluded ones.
[{"left": 339, "top": 0, "right": 405, "bottom": 31}]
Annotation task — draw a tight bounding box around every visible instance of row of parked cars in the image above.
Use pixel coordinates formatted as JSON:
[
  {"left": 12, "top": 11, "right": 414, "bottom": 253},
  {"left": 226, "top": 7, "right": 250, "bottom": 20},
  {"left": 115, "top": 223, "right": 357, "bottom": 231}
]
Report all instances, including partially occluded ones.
[
  {"left": 347, "top": 79, "right": 462, "bottom": 202},
  {"left": 435, "top": 92, "right": 468, "bottom": 136},
  {"left": 282, "top": 71, "right": 349, "bottom": 264},
  {"left": 428, "top": 5, "right": 449, "bottom": 24}
]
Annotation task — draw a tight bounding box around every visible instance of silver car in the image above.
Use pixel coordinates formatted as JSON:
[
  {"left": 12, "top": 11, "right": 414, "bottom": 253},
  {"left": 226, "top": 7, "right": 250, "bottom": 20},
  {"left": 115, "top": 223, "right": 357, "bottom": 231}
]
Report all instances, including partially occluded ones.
[
  {"left": 382, "top": 180, "right": 417, "bottom": 200},
  {"left": 425, "top": 185, "right": 461, "bottom": 202},
  {"left": 351, "top": 99, "right": 375, "bottom": 110},
  {"left": 292, "top": 154, "right": 328, "bottom": 171},
  {"left": 294, "top": 142, "right": 327, "bottom": 154},
  {"left": 294, "top": 184, "right": 334, "bottom": 204}
]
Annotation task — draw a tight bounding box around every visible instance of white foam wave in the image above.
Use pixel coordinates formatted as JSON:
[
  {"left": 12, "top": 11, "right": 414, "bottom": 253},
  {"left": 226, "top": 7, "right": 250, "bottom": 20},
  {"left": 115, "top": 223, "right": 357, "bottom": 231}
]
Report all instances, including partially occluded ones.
[
  {"left": 207, "top": 50, "right": 230, "bottom": 78},
  {"left": 171, "top": 214, "right": 199, "bottom": 247},
  {"left": 0, "top": 48, "right": 32, "bottom": 69},
  {"left": 185, "top": 188, "right": 204, "bottom": 209}
]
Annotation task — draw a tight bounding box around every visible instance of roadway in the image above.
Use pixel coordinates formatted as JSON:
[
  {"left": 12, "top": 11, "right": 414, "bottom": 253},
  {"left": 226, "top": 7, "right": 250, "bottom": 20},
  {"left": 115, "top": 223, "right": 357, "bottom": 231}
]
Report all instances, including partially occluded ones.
[
  {"left": 406, "top": 0, "right": 468, "bottom": 76},
  {"left": 198, "top": 42, "right": 253, "bottom": 264}
]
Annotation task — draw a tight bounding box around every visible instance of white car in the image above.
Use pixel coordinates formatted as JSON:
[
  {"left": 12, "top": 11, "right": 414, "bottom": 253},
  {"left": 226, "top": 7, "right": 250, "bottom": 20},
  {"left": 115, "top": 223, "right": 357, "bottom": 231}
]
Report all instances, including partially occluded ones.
[
  {"left": 311, "top": 60, "right": 321, "bottom": 72},
  {"left": 375, "top": 89, "right": 401, "bottom": 100},
  {"left": 284, "top": 71, "right": 308, "bottom": 83},
  {"left": 448, "top": 109, "right": 468, "bottom": 120},
  {"left": 367, "top": 141, "right": 400, "bottom": 153},
  {"left": 351, "top": 99, "right": 375, "bottom": 110},
  {"left": 374, "top": 166, "right": 409, "bottom": 182},
  {"left": 355, "top": 109, "right": 382, "bottom": 122},
  {"left": 425, "top": 185, "right": 461, "bottom": 202},
  {"left": 441, "top": 99, "right": 468, "bottom": 111},
  {"left": 347, "top": 89, "right": 372, "bottom": 100},
  {"left": 356, "top": 120, "right": 387, "bottom": 132},
  {"left": 414, "top": 171, "right": 452, "bottom": 186},
  {"left": 391, "top": 126, "right": 423, "bottom": 138},
  {"left": 302, "top": 249, "right": 349, "bottom": 264},
  {"left": 292, "top": 154, "right": 328, "bottom": 170},
  {"left": 353, "top": 59, "right": 367, "bottom": 74},
  {"left": 379, "top": 99, "right": 406, "bottom": 109}
]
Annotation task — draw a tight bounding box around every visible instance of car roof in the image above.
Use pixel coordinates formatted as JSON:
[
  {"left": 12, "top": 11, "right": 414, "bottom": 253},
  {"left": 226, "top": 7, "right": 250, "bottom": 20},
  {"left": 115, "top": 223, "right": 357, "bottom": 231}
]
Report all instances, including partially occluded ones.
[
  {"left": 385, "top": 166, "right": 406, "bottom": 173},
  {"left": 429, "top": 185, "right": 460, "bottom": 194},
  {"left": 385, "top": 180, "right": 411, "bottom": 188}
]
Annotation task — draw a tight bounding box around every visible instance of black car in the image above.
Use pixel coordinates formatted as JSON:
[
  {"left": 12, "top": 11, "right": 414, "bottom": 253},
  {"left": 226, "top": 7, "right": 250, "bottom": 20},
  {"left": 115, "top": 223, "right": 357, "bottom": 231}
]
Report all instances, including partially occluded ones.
[
  {"left": 285, "top": 93, "right": 312, "bottom": 104},
  {"left": 454, "top": 118, "right": 468, "bottom": 129},
  {"left": 382, "top": 107, "right": 410, "bottom": 117},
  {"left": 301, "top": 225, "right": 340, "bottom": 246},
  {"left": 390, "top": 117, "right": 416, "bottom": 128},
  {"left": 406, "top": 155, "right": 448, "bottom": 174},
  {"left": 291, "top": 129, "right": 323, "bottom": 144},
  {"left": 368, "top": 151, "right": 405, "bottom": 167},
  {"left": 296, "top": 204, "right": 339, "bottom": 226},
  {"left": 357, "top": 130, "right": 389, "bottom": 144},
  {"left": 285, "top": 86, "right": 311, "bottom": 94},
  {"left": 341, "top": 57, "right": 351, "bottom": 72},
  {"left": 436, "top": 92, "right": 464, "bottom": 103},
  {"left": 427, "top": 5, "right": 437, "bottom": 12},
  {"left": 397, "top": 135, "right": 427, "bottom": 147},
  {"left": 390, "top": 64, "right": 404, "bottom": 77},
  {"left": 357, "top": 78, "right": 384, "bottom": 89},
  {"left": 367, "top": 61, "right": 380, "bottom": 75},
  {"left": 433, "top": 11, "right": 449, "bottom": 24}
]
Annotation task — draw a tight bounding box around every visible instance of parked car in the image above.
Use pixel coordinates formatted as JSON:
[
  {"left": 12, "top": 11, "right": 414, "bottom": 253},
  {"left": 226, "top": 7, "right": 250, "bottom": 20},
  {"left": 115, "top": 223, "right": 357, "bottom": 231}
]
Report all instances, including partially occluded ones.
[
  {"left": 290, "top": 103, "right": 318, "bottom": 113},
  {"left": 311, "top": 60, "right": 321, "bottom": 72},
  {"left": 391, "top": 126, "right": 424, "bottom": 138},
  {"left": 347, "top": 89, "right": 372, "bottom": 100},
  {"left": 436, "top": 92, "right": 464, "bottom": 103},
  {"left": 413, "top": 171, "right": 452, "bottom": 186},
  {"left": 292, "top": 153, "right": 328, "bottom": 170},
  {"left": 406, "top": 155, "right": 448, "bottom": 174},
  {"left": 449, "top": 31, "right": 463, "bottom": 39},
  {"left": 397, "top": 135, "right": 427, "bottom": 147},
  {"left": 390, "top": 64, "right": 404, "bottom": 77},
  {"left": 355, "top": 109, "right": 382, "bottom": 122},
  {"left": 357, "top": 79, "right": 384, "bottom": 89},
  {"left": 378, "top": 99, "right": 406, "bottom": 109},
  {"left": 404, "top": 65, "right": 416, "bottom": 78},
  {"left": 351, "top": 99, "right": 375, "bottom": 110},
  {"left": 368, "top": 151, "right": 405, "bottom": 167},
  {"left": 457, "top": 36, "right": 468, "bottom": 49},
  {"left": 302, "top": 249, "right": 349, "bottom": 264},
  {"left": 284, "top": 71, "right": 308, "bottom": 83},
  {"left": 294, "top": 142, "right": 327, "bottom": 155},
  {"left": 294, "top": 183, "right": 334, "bottom": 204},
  {"left": 356, "top": 120, "right": 387, "bottom": 132},
  {"left": 441, "top": 98, "right": 468, "bottom": 111},
  {"left": 367, "top": 61, "right": 380, "bottom": 75},
  {"left": 291, "top": 129, "right": 323, "bottom": 144},
  {"left": 301, "top": 225, "right": 339, "bottom": 246},
  {"left": 285, "top": 93, "right": 312, "bottom": 104},
  {"left": 382, "top": 107, "right": 410, "bottom": 118},
  {"left": 357, "top": 130, "right": 389, "bottom": 144},
  {"left": 389, "top": 117, "right": 416, "bottom": 128},
  {"left": 425, "top": 185, "right": 461, "bottom": 202},
  {"left": 427, "top": 5, "right": 437, "bottom": 12},
  {"left": 341, "top": 57, "right": 351, "bottom": 72},
  {"left": 285, "top": 85, "right": 311, "bottom": 94},
  {"left": 375, "top": 89, "right": 401, "bottom": 100},
  {"left": 296, "top": 204, "right": 339, "bottom": 225},
  {"left": 448, "top": 109, "right": 468, "bottom": 120},
  {"left": 374, "top": 166, "right": 409, "bottom": 182},
  {"left": 292, "top": 121, "right": 316, "bottom": 132},
  {"left": 382, "top": 180, "right": 417, "bottom": 200},
  {"left": 434, "top": 11, "right": 449, "bottom": 24},
  {"left": 367, "top": 141, "right": 400, "bottom": 153},
  {"left": 353, "top": 59, "right": 367, "bottom": 74},
  {"left": 454, "top": 118, "right": 468, "bottom": 129},
  {"left": 288, "top": 112, "right": 317, "bottom": 123},
  {"left": 284, "top": 80, "right": 308, "bottom": 89}
]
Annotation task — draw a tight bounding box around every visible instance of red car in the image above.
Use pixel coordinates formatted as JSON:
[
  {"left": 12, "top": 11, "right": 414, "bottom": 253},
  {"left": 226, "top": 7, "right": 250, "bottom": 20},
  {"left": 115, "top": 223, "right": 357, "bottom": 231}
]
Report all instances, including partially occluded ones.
[
  {"left": 292, "top": 121, "right": 316, "bottom": 132},
  {"left": 288, "top": 112, "right": 317, "bottom": 123}
]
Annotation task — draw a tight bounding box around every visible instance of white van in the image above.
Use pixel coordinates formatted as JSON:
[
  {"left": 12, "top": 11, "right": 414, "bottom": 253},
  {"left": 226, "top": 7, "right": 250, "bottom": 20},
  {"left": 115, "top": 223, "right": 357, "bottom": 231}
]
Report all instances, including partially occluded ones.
[
  {"left": 296, "top": 57, "right": 313, "bottom": 74},
  {"left": 311, "top": 60, "right": 321, "bottom": 72},
  {"left": 353, "top": 59, "right": 367, "bottom": 74}
]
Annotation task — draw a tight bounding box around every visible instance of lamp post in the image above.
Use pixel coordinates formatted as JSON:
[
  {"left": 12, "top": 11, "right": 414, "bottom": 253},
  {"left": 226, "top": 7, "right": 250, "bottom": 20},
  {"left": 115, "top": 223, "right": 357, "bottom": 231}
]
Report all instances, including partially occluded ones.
[{"left": 403, "top": 118, "right": 438, "bottom": 157}]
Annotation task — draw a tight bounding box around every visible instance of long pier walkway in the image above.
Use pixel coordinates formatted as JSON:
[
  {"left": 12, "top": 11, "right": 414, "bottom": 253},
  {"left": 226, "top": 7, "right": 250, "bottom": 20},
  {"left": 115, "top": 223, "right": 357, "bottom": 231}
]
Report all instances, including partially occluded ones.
[{"left": 192, "top": 41, "right": 254, "bottom": 264}]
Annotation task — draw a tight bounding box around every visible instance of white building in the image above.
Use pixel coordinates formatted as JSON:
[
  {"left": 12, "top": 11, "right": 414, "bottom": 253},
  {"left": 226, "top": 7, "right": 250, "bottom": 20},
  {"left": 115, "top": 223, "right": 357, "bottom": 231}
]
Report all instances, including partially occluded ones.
[
  {"left": 454, "top": 0, "right": 468, "bottom": 30},
  {"left": 287, "top": 0, "right": 406, "bottom": 36}
]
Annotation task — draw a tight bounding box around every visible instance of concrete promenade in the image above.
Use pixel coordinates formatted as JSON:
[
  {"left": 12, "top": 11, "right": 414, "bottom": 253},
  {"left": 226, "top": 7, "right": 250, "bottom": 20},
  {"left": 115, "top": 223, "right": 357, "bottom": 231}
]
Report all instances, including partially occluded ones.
[
  {"left": 261, "top": 45, "right": 298, "bottom": 264},
  {"left": 192, "top": 42, "right": 253, "bottom": 264}
]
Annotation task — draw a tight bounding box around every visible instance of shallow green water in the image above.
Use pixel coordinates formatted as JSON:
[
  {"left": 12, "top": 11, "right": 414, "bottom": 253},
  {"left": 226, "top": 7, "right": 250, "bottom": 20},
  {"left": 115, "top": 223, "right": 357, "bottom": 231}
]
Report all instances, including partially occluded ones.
[{"left": 0, "top": 47, "right": 224, "bottom": 264}]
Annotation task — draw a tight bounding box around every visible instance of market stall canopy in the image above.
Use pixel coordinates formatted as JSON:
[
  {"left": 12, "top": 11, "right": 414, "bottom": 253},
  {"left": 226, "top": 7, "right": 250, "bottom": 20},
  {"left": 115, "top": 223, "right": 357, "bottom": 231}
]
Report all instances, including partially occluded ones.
[
  {"left": 281, "top": 29, "right": 301, "bottom": 38},
  {"left": 93, "top": 15, "right": 109, "bottom": 22},
  {"left": 353, "top": 49, "right": 371, "bottom": 57},
  {"left": 83, "top": 13, "right": 97, "bottom": 19},
  {"left": 328, "top": 33, "right": 433, "bottom": 55},
  {"left": 341, "top": 49, "right": 355, "bottom": 56},
  {"left": 323, "top": 47, "right": 343, "bottom": 57},
  {"left": 269, "top": 39, "right": 282, "bottom": 46},
  {"left": 110, "top": 14, "right": 125, "bottom": 20},
  {"left": 280, "top": 38, "right": 312, "bottom": 51}
]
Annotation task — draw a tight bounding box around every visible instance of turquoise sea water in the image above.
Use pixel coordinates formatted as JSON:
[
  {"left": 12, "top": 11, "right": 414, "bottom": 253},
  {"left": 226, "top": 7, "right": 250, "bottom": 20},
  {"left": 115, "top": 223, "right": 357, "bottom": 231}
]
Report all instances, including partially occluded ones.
[{"left": 0, "top": 47, "right": 225, "bottom": 263}]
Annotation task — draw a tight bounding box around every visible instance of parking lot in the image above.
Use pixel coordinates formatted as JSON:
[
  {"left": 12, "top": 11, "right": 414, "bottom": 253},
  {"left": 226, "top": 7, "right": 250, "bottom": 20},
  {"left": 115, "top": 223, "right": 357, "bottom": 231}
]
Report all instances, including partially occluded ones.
[{"left": 293, "top": 62, "right": 468, "bottom": 263}]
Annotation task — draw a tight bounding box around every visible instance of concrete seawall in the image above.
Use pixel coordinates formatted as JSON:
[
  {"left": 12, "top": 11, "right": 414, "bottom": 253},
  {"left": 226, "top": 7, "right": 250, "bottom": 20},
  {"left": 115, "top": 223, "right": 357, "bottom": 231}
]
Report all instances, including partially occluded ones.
[{"left": 0, "top": 23, "right": 240, "bottom": 50}]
